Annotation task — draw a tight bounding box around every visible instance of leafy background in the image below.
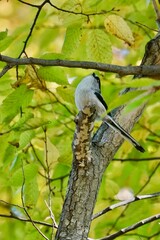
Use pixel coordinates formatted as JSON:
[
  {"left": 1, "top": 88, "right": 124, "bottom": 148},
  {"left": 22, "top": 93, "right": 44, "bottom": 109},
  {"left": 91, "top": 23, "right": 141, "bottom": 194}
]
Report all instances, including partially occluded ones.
[{"left": 0, "top": 0, "right": 160, "bottom": 239}]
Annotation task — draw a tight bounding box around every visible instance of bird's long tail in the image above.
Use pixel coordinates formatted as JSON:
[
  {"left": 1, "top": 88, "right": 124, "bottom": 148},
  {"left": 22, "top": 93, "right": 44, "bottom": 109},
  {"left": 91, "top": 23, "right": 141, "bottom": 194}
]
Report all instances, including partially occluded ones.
[{"left": 104, "top": 115, "right": 145, "bottom": 153}]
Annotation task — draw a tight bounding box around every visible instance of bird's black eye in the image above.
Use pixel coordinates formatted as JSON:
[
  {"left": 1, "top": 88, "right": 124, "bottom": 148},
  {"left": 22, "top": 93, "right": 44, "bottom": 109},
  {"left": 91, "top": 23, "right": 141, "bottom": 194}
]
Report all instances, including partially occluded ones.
[{"left": 92, "top": 72, "right": 101, "bottom": 89}]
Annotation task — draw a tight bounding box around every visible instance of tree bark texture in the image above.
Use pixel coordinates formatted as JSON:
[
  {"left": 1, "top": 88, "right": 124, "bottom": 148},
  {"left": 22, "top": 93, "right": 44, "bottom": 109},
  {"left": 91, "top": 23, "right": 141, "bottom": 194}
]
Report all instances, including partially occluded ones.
[{"left": 55, "top": 105, "right": 145, "bottom": 240}]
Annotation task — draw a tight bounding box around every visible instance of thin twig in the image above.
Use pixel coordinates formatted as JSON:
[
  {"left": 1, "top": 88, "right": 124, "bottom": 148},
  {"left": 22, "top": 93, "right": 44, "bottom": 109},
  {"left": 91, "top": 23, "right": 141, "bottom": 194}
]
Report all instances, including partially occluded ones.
[
  {"left": 98, "top": 214, "right": 160, "bottom": 240},
  {"left": 21, "top": 160, "right": 49, "bottom": 240},
  {"left": 0, "top": 213, "right": 54, "bottom": 227},
  {"left": 30, "top": 142, "right": 47, "bottom": 170},
  {"left": 18, "top": 0, "right": 49, "bottom": 58},
  {"left": 125, "top": 230, "right": 160, "bottom": 239},
  {"left": 50, "top": 174, "right": 69, "bottom": 182},
  {"left": 135, "top": 21, "right": 158, "bottom": 33},
  {"left": 147, "top": 138, "right": 160, "bottom": 144},
  {"left": 139, "top": 123, "right": 160, "bottom": 138},
  {"left": 45, "top": 200, "right": 58, "bottom": 229},
  {"left": 0, "top": 64, "right": 13, "bottom": 78},
  {"left": 113, "top": 157, "right": 160, "bottom": 162},
  {"left": 47, "top": 88, "right": 74, "bottom": 116},
  {"left": 0, "top": 199, "right": 25, "bottom": 210},
  {"left": 92, "top": 192, "right": 160, "bottom": 220},
  {"left": 19, "top": 0, "right": 117, "bottom": 23},
  {"left": 43, "top": 126, "right": 54, "bottom": 195},
  {"left": 48, "top": 0, "right": 117, "bottom": 22},
  {"left": 18, "top": 0, "right": 39, "bottom": 7},
  {"left": 137, "top": 162, "right": 160, "bottom": 194}
]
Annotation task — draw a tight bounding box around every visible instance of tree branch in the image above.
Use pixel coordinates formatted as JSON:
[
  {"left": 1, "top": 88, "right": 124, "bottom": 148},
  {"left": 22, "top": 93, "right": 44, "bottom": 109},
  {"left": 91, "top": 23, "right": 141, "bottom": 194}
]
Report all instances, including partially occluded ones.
[
  {"left": 18, "top": 0, "right": 49, "bottom": 58},
  {"left": 19, "top": 0, "right": 117, "bottom": 23},
  {"left": 92, "top": 192, "right": 160, "bottom": 220},
  {"left": 55, "top": 107, "right": 98, "bottom": 240},
  {"left": 0, "top": 64, "right": 13, "bottom": 78},
  {"left": 113, "top": 157, "right": 160, "bottom": 161},
  {"left": 137, "top": 162, "right": 160, "bottom": 194},
  {"left": 55, "top": 98, "right": 145, "bottom": 239},
  {"left": 47, "top": 0, "right": 117, "bottom": 23},
  {"left": 0, "top": 213, "right": 54, "bottom": 228},
  {"left": 98, "top": 213, "right": 160, "bottom": 240},
  {"left": 1, "top": 54, "right": 160, "bottom": 77}
]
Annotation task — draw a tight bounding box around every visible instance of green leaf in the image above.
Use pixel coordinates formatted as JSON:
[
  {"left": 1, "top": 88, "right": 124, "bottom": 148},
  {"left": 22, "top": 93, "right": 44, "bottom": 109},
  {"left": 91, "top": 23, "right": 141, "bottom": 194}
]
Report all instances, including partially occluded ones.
[
  {"left": 58, "top": 152, "right": 72, "bottom": 166},
  {"left": 146, "top": 89, "right": 160, "bottom": 107},
  {"left": 0, "top": 29, "right": 8, "bottom": 40},
  {"left": 0, "top": 85, "right": 33, "bottom": 123},
  {"left": 56, "top": 85, "right": 75, "bottom": 105},
  {"left": 19, "top": 130, "right": 35, "bottom": 149},
  {"left": 23, "top": 178, "right": 39, "bottom": 207},
  {"left": 125, "top": 77, "right": 160, "bottom": 88},
  {"left": 10, "top": 163, "right": 38, "bottom": 187},
  {"left": 11, "top": 112, "right": 34, "bottom": 131},
  {"left": 52, "top": 163, "right": 70, "bottom": 179},
  {"left": 0, "top": 35, "right": 14, "bottom": 52},
  {"left": 86, "top": 29, "right": 112, "bottom": 63},
  {"left": 40, "top": 52, "right": 66, "bottom": 60},
  {"left": 21, "top": 117, "right": 51, "bottom": 131},
  {"left": 124, "top": 92, "right": 151, "bottom": 112},
  {"left": 62, "top": 26, "right": 82, "bottom": 56},
  {"left": 59, "top": 0, "right": 85, "bottom": 26},
  {"left": 3, "top": 144, "right": 16, "bottom": 165},
  {"left": 109, "top": 90, "right": 145, "bottom": 110},
  {"left": 38, "top": 66, "right": 67, "bottom": 84}
]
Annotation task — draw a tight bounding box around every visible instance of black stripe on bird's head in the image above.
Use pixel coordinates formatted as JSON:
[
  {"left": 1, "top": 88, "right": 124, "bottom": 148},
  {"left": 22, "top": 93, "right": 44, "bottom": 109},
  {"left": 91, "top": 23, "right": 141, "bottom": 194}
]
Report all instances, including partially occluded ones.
[{"left": 92, "top": 73, "right": 101, "bottom": 91}]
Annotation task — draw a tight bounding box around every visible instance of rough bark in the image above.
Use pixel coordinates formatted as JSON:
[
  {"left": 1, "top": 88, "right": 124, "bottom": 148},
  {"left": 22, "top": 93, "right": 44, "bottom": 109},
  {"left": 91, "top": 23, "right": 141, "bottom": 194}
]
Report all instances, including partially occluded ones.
[{"left": 55, "top": 105, "right": 144, "bottom": 240}]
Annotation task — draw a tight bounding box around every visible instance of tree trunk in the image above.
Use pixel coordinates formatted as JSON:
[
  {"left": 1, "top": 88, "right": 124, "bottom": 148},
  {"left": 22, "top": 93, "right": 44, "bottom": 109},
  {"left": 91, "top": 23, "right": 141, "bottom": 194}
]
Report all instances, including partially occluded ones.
[{"left": 55, "top": 105, "right": 144, "bottom": 240}]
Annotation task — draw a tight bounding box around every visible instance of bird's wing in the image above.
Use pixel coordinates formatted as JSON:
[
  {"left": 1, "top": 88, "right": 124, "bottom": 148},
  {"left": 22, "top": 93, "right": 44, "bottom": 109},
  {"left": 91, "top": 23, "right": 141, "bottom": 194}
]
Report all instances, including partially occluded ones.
[{"left": 94, "top": 92, "right": 108, "bottom": 111}]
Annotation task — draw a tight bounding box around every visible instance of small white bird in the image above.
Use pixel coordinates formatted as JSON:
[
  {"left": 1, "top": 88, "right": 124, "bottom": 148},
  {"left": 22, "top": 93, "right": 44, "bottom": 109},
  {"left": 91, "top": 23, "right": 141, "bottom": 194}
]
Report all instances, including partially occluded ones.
[{"left": 75, "top": 73, "right": 145, "bottom": 153}]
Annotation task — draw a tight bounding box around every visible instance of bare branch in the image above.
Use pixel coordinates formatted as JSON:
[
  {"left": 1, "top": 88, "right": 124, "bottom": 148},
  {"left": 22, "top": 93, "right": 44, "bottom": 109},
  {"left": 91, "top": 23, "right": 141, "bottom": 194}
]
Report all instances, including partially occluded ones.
[
  {"left": 137, "top": 162, "right": 160, "bottom": 194},
  {"left": 147, "top": 138, "right": 160, "bottom": 144},
  {"left": 43, "top": 127, "right": 52, "bottom": 192},
  {"left": 18, "top": 0, "right": 39, "bottom": 8},
  {"left": 48, "top": 0, "right": 117, "bottom": 22},
  {"left": 113, "top": 157, "right": 160, "bottom": 162},
  {"left": 139, "top": 123, "right": 160, "bottom": 138},
  {"left": 18, "top": 0, "right": 49, "bottom": 58},
  {"left": 1, "top": 54, "right": 160, "bottom": 77},
  {"left": 0, "top": 213, "right": 53, "bottom": 228},
  {"left": 98, "top": 213, "right": 160, "bottom": 240},
  {"left": 92, "top": 192, "right": 160, "bottom": 220},
  {"left": 50, "top": 174, "right": 69, "bottom": 182},
  {"left": 45, "top": 200, "right": 58, "bottom": 229},
  {"left": 0, "top": 64, "right": 13, "bottom": 78},
  {"left": 0, "top": 199, "right": 56, "bottom": 228},
  {"left": 30, "top": 142, "right": 47, "bottom": 170},
  {"left": 125, "top": 231, "right": 160, "bottom": 239}
]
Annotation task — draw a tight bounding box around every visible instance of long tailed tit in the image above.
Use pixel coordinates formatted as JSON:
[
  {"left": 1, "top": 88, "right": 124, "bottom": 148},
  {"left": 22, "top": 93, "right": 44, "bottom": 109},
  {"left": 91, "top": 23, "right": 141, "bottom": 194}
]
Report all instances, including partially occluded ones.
[{"left": 75, "top": 73, "right": 145, "bottom": 152}]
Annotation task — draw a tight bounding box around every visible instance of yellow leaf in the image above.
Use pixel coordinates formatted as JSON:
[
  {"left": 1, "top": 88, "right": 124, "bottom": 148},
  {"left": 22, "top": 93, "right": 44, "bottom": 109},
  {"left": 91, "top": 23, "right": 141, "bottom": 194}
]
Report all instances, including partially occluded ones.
[
  {"left": 12, "top": 65, "right": 46, "bottom": 90},
  {"left": 104, "top": 14, "right": 134, "bottom": 46}
]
